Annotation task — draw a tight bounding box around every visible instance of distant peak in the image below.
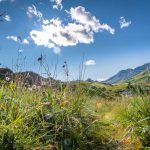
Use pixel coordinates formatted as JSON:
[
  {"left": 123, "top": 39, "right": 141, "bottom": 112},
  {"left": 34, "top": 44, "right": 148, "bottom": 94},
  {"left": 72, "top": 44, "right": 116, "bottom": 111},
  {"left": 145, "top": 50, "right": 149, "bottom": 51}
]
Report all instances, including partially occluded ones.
[{"left": 103, "top": 62, "right": 150, "bottom": 84}]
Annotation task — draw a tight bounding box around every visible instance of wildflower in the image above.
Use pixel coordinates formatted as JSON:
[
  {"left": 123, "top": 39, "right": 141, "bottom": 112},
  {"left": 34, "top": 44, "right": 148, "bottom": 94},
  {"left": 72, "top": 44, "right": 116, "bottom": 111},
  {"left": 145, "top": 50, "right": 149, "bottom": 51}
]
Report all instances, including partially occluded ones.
[
  {"left": 32, "top": 84, "right": 37, "bottom": 90},
  {"left": 5, "top": 76, "right": 10, "bottom": 81},
  {"left": 28, "top": 87, "right": 32, "bottom": 91}
]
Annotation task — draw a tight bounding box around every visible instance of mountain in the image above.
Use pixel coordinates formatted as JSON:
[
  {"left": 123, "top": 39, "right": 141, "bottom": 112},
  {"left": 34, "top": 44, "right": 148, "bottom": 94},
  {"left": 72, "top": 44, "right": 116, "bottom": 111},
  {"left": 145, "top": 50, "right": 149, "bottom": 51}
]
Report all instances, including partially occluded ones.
[
  {"left": 0, "top": 68, "right": 58, "bottom": 87},
  {"left": 14, "top": 71, "right": 47, "bottom": 86},
  {"left": 129, "top": 70, "right": 150, "bottom": 84},
  {"left": 104, "top": 62, "right": 150, "bottom": 84},
  {"left": 0, "top": 68, "right": 13, "bottom": 80}
]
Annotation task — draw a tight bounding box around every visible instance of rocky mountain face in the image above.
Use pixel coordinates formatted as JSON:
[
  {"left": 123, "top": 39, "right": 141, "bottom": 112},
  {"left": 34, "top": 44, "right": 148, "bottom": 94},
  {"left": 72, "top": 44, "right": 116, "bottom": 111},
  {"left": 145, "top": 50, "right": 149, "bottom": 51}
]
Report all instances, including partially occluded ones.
[{"left": 104, "top": 62, "right": 150, "bottom": 84}]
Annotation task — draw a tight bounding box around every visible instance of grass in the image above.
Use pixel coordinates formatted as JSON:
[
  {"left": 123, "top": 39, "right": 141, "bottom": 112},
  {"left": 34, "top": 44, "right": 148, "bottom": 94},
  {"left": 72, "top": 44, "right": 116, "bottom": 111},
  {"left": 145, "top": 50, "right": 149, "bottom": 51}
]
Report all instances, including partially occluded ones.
[
  {"left": 0, "top": 81, "right": 117, "bottom": 149},
  {"left": 116, "top": 96, "right": 150, "bottom": 148},
  {"left": 0, "top": 79, "right": 150, "bottom": 149},
  {"left": 128, "top": 70, "right": 150, "bottom": 84}
]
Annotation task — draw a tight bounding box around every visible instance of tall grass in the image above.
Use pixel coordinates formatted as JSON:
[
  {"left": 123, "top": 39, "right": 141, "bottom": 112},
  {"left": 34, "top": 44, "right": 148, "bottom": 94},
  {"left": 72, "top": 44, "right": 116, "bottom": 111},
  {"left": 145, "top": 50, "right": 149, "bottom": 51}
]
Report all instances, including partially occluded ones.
[
  {"left": 0, "top": 60, "right": 149, "bottom": 149},
  {"left": 117, "top": 95, "right": 150, "bottom": 148},
  {"left": 0, "top": 81, "right": 118, "bottom": 149}
]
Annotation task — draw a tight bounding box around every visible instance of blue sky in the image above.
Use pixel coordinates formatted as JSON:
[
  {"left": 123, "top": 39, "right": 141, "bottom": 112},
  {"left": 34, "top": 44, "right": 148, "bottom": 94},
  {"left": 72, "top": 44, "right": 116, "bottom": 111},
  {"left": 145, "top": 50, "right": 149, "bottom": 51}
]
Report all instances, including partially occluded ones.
[{"left": 0, "top": 0, "right": 150, "bottom": 81}]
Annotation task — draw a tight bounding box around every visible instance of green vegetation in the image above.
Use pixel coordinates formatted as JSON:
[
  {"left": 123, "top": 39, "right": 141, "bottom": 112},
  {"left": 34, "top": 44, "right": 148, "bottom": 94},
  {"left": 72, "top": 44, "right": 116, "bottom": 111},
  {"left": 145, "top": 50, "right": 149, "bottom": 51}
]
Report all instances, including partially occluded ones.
[
  {"left": 0, "top": 81, "right": 117, "bottom": 149},
  {"left": 128, "top": 70, "right": 150, "bottom": 84},
  {"left": 117, "top": 96, "right": 150, "bottom": 148},
  {"left": 68, "top": 81, "right": 118, "bottom": 99},
  {"left": 0, "top": 77, "right": 150, "bottom": 149}
]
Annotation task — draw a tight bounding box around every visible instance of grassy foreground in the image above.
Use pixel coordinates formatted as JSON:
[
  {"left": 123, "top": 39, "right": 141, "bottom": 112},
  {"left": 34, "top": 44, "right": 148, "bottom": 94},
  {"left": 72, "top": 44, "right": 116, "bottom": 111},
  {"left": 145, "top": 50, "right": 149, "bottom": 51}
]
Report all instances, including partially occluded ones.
[{"left": 0, "top": 81, "right": 150, "bottom": 149}]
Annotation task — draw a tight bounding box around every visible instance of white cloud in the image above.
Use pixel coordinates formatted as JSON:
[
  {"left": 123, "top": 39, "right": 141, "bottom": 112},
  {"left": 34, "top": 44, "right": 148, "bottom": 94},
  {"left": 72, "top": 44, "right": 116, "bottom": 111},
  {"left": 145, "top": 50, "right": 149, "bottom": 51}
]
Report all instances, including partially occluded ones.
[
  {"left": 27, "top": 5, "right": 43, "bottom": 20},
  {"left": 30, "top": 18, "right": 94, "bottom": 49},
  {"left": 50, "top": 0, "right": 63, "bottom": 10},
  {"left": 3, "top": 15, "right": 11, "bottom": 22},
  {"left": 53, "top": 47, "right": 61, "bottom": 54},
  {"left": 84, "top": 60, "right": 96, "bottom": 66},
  {"left": 6, "top": 35, "right": 18, "bottom": 42},
  {"left": 100, "top": 24, "right": 115, "bottom": 35},
  {"left": 6, "top": 36, "right": 29, "bottom": 45},
  {"left": 29, "top": 6, "right": 115, "bottom": 54},
  {"left": 119, "top": 17, "right": 131, "bottom": 29},
  {"left": 42, "top": 19, "right": 50, "bottom": 25},
  {"left": 30, "top": 30, "right": 55, "bottom": 48},
  {"left": 97, "top": 78, "right": 108, "bottom": 82},
  {"left": 67, "top": 6, "right": 115, "bottom": 34},
  {"left": 22, "top": 38, "right": 29, "bottom": 44},
  {"left": 18, "top": 49, "right": 24, "bottom": 53}
]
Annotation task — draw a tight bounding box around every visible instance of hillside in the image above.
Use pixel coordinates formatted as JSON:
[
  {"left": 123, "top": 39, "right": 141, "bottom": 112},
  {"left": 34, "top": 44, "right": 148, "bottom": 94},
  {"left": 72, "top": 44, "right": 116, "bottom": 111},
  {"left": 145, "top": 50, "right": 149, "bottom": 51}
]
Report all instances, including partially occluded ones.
[
  {"left": 104, "top": 62, "right": 150, "bottom": 84},
  {"left": 128, "top": 70, "right": 150, "bottom": 84},
  {"left": 14, "top": 71, "right": 47, "bottom": 86},
  {"left": 0, "top": 68, "right": 58, "bottom": 87},
  {"left": 0, "top": 68, "right": 13, "bottom": 80}
]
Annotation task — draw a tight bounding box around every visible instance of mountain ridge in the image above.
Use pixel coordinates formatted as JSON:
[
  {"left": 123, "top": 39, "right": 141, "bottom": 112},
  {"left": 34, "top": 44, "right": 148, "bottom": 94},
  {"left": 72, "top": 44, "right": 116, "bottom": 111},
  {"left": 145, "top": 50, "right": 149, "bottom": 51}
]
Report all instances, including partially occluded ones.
[
  {"left": 0, "top": 68, "right": 59, "bottom": 87},
  {"left": 103, "top": 62, "right": 150, "bottom": 84}
]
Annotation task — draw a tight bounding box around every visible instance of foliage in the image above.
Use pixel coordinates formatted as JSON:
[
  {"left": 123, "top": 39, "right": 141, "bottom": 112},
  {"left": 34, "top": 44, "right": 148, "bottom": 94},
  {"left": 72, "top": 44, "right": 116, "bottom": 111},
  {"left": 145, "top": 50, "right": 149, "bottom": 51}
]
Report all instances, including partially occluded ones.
[{"left": 0, "top": 76, "right": 149, "bottom": 149}]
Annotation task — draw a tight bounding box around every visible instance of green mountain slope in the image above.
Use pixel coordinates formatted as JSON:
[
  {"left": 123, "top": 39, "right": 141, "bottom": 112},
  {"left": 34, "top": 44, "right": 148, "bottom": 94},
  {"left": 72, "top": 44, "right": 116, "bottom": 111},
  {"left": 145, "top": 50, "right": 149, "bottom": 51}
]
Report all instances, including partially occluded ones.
[
  {"left": 128, "top": 70, "right": 150, "bottom": 84},
  {"left": 104, "top": 62, "right": 150, "bottom": 84}
]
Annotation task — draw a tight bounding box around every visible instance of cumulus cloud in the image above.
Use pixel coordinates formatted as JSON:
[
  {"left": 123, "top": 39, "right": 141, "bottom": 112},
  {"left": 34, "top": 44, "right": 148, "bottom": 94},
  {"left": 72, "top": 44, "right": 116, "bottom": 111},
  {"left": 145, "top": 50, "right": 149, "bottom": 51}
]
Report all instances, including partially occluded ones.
[
  {"left": 30, "top": 30, "right": 55, "bottom": 48},
  {"left": 29, "top": 6, "right": 115, "bottom": 54},
  {"left": 3, "top": 15, "right": 11, "bottom": 22},
  {"left": 119, "top": 17, "right": 131, "bottom": 29},
  {"left": 27, "top": 5, "right": 43, "bottom": 20},
  {"left": 6, "top": 36, "right": 29, "bottom": 45},
  {"left": 22, "top": 38, "right": 29, "bottom": 44},
  {"left": 67, "top": 6, "right": 115, "bottom": 34},
  {"left": 50, "top": 0, "right": 63, "bottom": 10},
  {"left": 42, "top": 19, "right": 50, "bottom": 25},
  {"left": 84, "top": 60, "right": 96, "bottom": 66},
  {"left": 30, "top": 18, "right": 94, "bottom": 49}
]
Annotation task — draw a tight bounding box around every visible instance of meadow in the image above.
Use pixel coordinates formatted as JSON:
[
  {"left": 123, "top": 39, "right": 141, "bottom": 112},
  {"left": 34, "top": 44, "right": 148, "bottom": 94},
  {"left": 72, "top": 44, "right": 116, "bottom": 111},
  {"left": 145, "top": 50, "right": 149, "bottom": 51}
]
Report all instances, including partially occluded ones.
[
  {"left": 0, "top": 0, "right": 150, "bottom": 149},
  {"left": 0, "top": 76, "right": 149, "bottom": 150}
]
